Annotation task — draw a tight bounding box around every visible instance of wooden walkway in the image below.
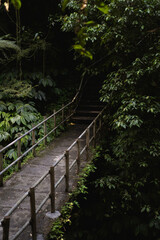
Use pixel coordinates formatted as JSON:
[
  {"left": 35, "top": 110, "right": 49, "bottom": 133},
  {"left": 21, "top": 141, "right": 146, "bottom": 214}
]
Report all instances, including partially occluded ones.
[
  {"left": 0, "top": 85, "right": 106, "bottom": 240},
  {"left": 0, "top": 123, "right": 88, "bottom": 240}
]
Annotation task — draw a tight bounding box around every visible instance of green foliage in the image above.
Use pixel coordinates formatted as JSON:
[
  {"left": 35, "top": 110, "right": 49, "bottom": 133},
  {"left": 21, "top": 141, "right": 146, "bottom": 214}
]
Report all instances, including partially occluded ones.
[
  {"left": 96, "top": 1, "right": 109, "bottom": 14},
  {"left": 49, "top": 163, "right": 96, "bottom": 240},
  {"left": 0, "top": 70, "right": 62, "bottom": 103},
  {"left": 11, "top": 0, "right": 21, "bottom": 10},
  {"left": 61, "top": 0, "right": 70, "bottom": 12},
  {"left": 0, "top": 99, "right": 41, "bottom": 176},
  {"left": 0, "top": 0, "right": 82, "bottom": 180},
  {"left": 73, "top": 44, "right": 93, "bottom": 60},
  {"left": 0, "top": 100, "right": 38, "bottom": 140},
  {"left": 22, "top": 72, "right": 62, "bottom": 102},
  {"left": 0, "top": 81, "right": 32, "bottom": 100},
  {"left": 58, "top": 0, "right": 160, "bottom": 239},
  {"left": 0, "top": 35, "right": 21, "bottom": 64},
  {"left": 61, "top": 0, "right": 160, "bottom": 163},
  {"left": 97, "top": 0, "right": 160, "bottom": 166}
]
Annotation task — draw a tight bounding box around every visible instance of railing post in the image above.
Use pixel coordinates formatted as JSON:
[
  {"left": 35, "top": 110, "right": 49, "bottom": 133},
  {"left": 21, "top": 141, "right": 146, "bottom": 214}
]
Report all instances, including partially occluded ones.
[
  {"left": 50, "top": 166, "right": 55, "bottom": 213},
  {"left": 44, "top": 116, "right": 47, "bottom": 145},
  {"left": 29, "top": 187, "right": 37, "bottom": 240},
  {"left": 99, "top": 114, "right": 102, "bottom": 131},
  {"left": 93, "top": 120, "right": 96, "bottom": 147},
  {"left": 17, "top": 133, "right": 21, "bottom": 170},
  {"left": 0, "top": 145, "right": 3, "bottom": 187},
  {"left": 65, "top": 150, "right": 69, "bottom": 192},
  {"left": 32, "top": 125, "right": 36, "bottom": 157},
  {"left": 62, "top": 104, "right": 64, "bottom": 126},
  {"left": 54, "top": 109, "right": 56, "bottom": 136},
  {"left": 86, "top": 128, "right": 90, "bottom": 161},
  {"left": 2, "top": 216, "right": 10, "bottom": 240},
  {"left": 77, "top": 140, "right": 80, "bottom": 174},
  {"left": 68, "top": 105, "right": 71, "bottom": 119}
]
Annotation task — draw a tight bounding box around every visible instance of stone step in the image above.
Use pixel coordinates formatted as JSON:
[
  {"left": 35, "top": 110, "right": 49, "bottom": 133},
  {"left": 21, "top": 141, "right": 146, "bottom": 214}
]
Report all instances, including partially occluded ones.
[{"left": 76, "top": 110, "right": 100, "bottom": 116}]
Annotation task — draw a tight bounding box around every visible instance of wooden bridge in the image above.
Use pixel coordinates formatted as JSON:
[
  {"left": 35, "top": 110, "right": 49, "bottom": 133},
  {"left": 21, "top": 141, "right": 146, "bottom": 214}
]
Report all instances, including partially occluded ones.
[{"left": 0, "top": 80, "right": 106, "bottom": 240}]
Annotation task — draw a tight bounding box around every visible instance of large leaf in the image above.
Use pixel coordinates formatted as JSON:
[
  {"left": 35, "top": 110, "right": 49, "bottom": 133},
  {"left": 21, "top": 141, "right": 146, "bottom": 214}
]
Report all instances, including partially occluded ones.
[
  {"left": 7, "top": 102, "right": 15, "bottom": 111},
  {"left": 11, "top": 0, "right": 21, "bottom": 10},
  {"left": 73, "top": 45, "right": 93, "bottom": 60},
  {"left": 39, "top": 76, "right": 54, "bottom": 87},
  {"left": 6, "top": 148, "right": 17, "bottom": 160},
  {"left": 0, "top": 101, "right": 7, "bottom": 111},
  {"left": 0, "top": 131, "right": 10, "bottom": 141},
  {"left": 73, "top": 44, "right": 84, "bottom": 50},
  {"left": 10, "top": 115, "right": 21, "bottom": 124},
  {"left": 20, "top": 116, "right": 27, "bottom": 125},
  {"left": 62, "top": 0, "right": 70, "bottom": 12},
  {"left": 81, "top": 50, "right": 93, "bottom": 60},
  {"left": 84, "top": 21, "right": 95, "bottom": 26},
  {"left": 97, "top": 4, "right": 109, "bottom": 14},
  {"left": 96, "top": 1, "right": 109, "bottom": 14}
]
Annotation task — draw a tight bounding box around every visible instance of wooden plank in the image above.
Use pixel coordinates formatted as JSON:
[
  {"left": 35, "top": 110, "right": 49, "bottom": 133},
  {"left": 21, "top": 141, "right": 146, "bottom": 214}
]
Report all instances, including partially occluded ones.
[
  {"left": 86, "top": 128, "right": 90, "bottom": 161},
  {"left": 50, "top": 166, "right": 55, "bottom": 213},
  {"left": 72, "top": 116, "right": 94, "bottom": 121},
  {"left": 78, "top": 104, "right": 104, "bottom": 108},
  {"left": 17, "top": 133, "right": 21, "bottom": 170},
  {"left": 32, "top": 125, "right": 36, "bottom": 157},
  {"left": 0, "top": 145, "right": 3, "bottom": 187},
  {"left": 54, "top": 109, "right": 56, "bottom": 136},
  {"left": 29, "top": 187, "right": 37, "bottom": 240},
  {"left": 65, "top": 150, "right": 69, "bottom": 192},
  {"left": 77, "top": 140, "right": 80, "bottom": 174},
  {"left": 76, "top": 110, "right": 100, "bottom": 114},
  {"left": 93, "top": 120, "right": 96, "bottom": 147},
  {"left": 44, "top": 116, "right": 47, "bottom": 145}
]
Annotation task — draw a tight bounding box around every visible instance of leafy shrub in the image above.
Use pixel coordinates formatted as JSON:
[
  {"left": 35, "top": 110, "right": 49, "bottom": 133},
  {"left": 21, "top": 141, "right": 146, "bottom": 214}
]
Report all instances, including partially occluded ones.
[
  {"left": 0, "top": 100, "right": 40, "bottom": 143},
  {"left": 48, "top": 162, "right": 96, "bottom": 240},
  {"left": 0, "top": 100, "right": 42, "bottom": 172}
]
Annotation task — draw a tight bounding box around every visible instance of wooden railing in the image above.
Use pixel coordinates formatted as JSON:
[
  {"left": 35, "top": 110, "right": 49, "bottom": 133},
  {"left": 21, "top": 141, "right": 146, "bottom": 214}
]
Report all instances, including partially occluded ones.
[{"left": 0, "top": 106, "right": 106, "bottom": 240}]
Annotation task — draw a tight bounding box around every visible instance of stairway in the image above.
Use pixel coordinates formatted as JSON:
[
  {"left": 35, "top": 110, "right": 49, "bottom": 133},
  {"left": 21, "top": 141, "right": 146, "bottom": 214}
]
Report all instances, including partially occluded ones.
[
  {"left": 71, "top": 78, "right": 105, "bottom": 124},
  {"left": 72, "top": 102, "right": 104, "bottom": 123}
]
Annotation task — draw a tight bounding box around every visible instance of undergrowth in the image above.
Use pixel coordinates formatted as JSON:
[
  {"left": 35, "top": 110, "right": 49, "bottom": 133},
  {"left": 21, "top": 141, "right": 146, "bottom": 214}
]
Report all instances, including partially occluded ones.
[{"left": 48, "top": 161, "right": 96, "bottom": 240}]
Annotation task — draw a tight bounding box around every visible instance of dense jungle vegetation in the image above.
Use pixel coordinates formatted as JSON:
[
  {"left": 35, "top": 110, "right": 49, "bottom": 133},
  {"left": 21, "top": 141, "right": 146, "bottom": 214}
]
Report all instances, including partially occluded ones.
[
  {"left": 1, "top": 0, "right": 160, "bottom": 239},
  {"left": 49, "top": 0, "right": 160, "bottom": 239},
  {"left": 0, "top": 0, "right": 79, "bottom": 175}
]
